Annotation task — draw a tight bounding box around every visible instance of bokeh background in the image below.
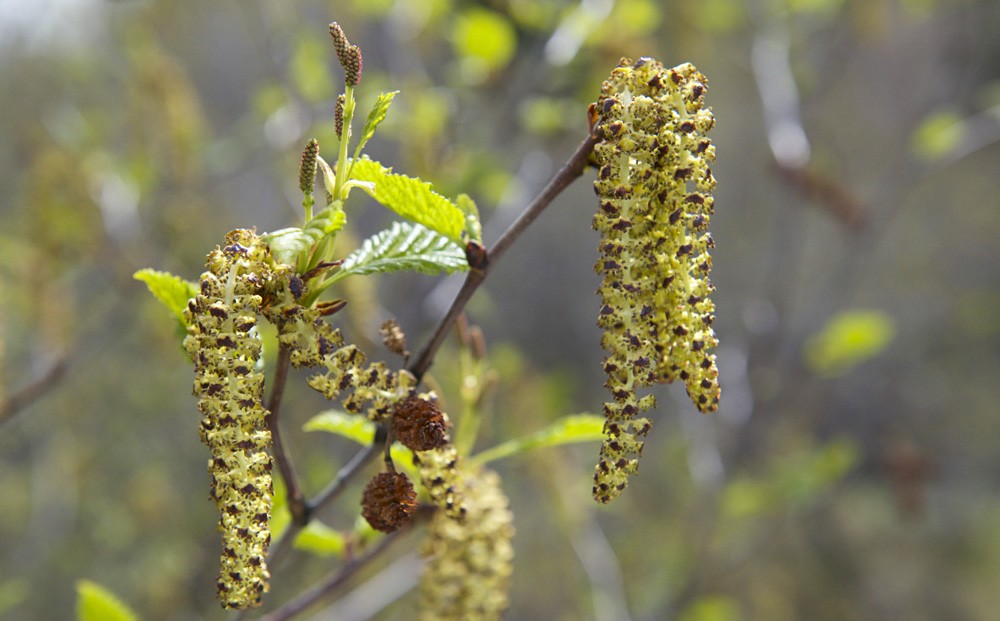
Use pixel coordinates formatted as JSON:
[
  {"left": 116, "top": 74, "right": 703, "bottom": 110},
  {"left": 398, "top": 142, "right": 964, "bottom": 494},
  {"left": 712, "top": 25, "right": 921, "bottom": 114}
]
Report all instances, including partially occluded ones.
[{"left": 2, "top": 0, "right": 1000, "bottom": 619}]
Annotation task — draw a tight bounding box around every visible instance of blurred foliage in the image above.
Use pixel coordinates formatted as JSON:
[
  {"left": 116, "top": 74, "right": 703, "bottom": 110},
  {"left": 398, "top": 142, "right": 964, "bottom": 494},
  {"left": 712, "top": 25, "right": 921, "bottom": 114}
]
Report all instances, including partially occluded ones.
[
  {"left": 1, "top": 0, "right": 999, "bottom": 619},
  {"left": 76, "top": 580, "right": 138, "bottom": 621}
]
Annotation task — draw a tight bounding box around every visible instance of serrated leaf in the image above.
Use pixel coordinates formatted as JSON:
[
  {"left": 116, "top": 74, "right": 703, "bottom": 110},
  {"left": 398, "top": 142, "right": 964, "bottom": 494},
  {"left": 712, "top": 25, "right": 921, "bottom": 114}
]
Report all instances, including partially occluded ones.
[
  {"left": 76, "top": 580, "right": 138, "bottom": 621},
  {"left": 336, "top": 221, "right": 468, "bottom": 280},
  {"left": 294, "top": 521, "right": 347, "bottom": 557},
  {"left": 303, "top": 410, "right": 376, "bottom": 445},
  {"left": 471, "top": 414, "right": 605, "bottom": 465},
  {"left": 348, "top": 157, "right": 466, "bottom": 243},
  {"left": 133, "top": 269, "right": 197, "bottom": 325},
  {"left": 355, "top": 91, "right": 399, "bottom": 158}
]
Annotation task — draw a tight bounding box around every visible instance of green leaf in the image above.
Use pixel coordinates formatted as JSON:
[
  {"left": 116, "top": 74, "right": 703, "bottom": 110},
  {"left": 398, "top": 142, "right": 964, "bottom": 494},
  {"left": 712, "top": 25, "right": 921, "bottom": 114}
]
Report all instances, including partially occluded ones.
[
  {"left": 265, "top": 203, "right": 346, "bottom": 268},
  {"left": 303, "top": 410, "right": 376, "bottom": 445},
  {"left": 76, "top": 580, "right": 138, "bottom": 621},
  {"left": 354, "top": 91, "right": 399, "bottom": 159},
  {"left": 133, "top": 269, "right": 197, "bottom": 325},
  {"left": 804, "top": 310, "right": 896, "bottom": 377},
  {"left": 294, "top": 521, "right": 347, "bottom": 557},
  {"left": 336, "top": 221, "right": 468, "bottom": 280},
  {"left": 348, "top": 157, "right": 466, "bottom": 244},
  {"left": 471, "top": 414, "right": 605, "bottom": 465},
  {"left": 456, "top": 193, "right": 483, "bottom": 244}
]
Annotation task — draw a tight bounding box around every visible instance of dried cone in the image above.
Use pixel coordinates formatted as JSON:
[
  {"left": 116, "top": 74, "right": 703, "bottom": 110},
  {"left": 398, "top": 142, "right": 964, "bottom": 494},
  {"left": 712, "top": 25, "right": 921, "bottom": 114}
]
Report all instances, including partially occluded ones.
[
  {"left": 393, "top": 396, "right": 449, "bottom": 452},
  {"left": 361, "top": 471, "right": 418, "bottom": 533}
]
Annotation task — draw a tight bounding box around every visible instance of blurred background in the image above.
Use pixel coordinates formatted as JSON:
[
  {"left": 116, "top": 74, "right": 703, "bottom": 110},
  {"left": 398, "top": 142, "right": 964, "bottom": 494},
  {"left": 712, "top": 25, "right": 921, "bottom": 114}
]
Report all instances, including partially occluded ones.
[{"left": 2, "top": 0, "right": 999, "bottom": 619}]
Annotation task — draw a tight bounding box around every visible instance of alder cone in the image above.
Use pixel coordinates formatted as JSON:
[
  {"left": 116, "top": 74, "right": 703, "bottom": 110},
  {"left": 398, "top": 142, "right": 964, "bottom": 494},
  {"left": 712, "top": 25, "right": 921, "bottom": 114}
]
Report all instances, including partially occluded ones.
[
  {"left": 361, "top": 471, "right": 417, "bottom": 533},
  {"left": 393, "top": 396, "right": 449, "bottom": 451}
]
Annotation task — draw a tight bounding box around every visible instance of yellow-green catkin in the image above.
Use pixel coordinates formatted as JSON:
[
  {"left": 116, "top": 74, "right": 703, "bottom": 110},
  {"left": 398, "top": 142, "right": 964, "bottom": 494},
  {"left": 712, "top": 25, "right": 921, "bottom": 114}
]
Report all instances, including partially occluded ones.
[
  {"left": 419, "top": 467, "right": 514, "bottom": 621},
  {"left": 591, "top": 58, "right": 720, "bottom": 503},
  {"left": 183, "top": 230, "right": 276, "bottom": 608}
]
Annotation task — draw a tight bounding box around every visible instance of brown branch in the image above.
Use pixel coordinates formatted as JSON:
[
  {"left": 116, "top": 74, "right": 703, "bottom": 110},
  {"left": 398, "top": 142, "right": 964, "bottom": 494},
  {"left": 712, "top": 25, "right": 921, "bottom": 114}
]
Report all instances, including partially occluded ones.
[
  {"left": 408, "top": 133, "right": 597, "bottom": 382},
  {"left": 0, "top": 356, "right": 68, "bottom": 427},
  {"left": 258, "top": 526, "right": 407, "bottom": 621},
  {"left": 267, "top": 343, "right": 308, "bottom": 525}
]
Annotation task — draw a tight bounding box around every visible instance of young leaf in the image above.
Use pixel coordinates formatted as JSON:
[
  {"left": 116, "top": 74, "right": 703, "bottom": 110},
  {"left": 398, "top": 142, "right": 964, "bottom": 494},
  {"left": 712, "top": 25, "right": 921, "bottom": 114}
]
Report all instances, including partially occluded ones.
[
  {"left": 265, "top": 203, "right": 346, "bottom": 268},
  {"left": 303, "top": 410, "right": 377, "bottom": 445},
  {"left": 133, "top": 269, "right": 198, "bottom": 325},
  {"left": 354, "top": 91, "right": 399, "bottom": 159},
  {"left": 294, "top": 521, "right": 347, "bottom": 557},
  {"left": 348, "top": 157, "right": 466, "bottom": 243},
  {"left": 336, "top": 221, "right": 468, "bottom": 280},
  {"left": 471, "top": 414, "right": 605, "bottom": 465},
  {"left": 76, "top": 580, "right": 138, "bottom": 621},
  {"left": 456, "top": 193, "right": 483, "bottom": 244}
]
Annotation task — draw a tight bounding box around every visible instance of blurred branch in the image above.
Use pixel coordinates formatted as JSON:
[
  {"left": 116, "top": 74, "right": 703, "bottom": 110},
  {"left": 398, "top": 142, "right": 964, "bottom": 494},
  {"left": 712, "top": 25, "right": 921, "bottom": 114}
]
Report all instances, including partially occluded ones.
[
  {"left": 0, "top": 356, "right": 68, "bottom": 427},
  {"left": 268, "top": 343, "right": 308, "bottom": 526},
  {"left": 408, "top": 133, "right": 598, "bottom": 382}
]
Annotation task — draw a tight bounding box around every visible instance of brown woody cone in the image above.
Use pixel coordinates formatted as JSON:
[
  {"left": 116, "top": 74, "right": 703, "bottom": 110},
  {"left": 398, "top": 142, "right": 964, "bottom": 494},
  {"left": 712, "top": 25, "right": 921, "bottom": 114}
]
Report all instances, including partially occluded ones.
[
  {"left": 361, "top": 471, "right": 417, "bottom": 533},
  {"left": 393, "top": 396, "right": 449, "bottom": 451}
]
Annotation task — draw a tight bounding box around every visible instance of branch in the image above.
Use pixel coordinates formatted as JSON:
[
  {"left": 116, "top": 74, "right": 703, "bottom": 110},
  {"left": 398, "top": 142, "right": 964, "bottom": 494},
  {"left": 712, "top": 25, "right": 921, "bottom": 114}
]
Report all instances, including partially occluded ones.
[
  {"left": 258, "top": 526, "right": 407, "bottom": 621},
  {"left": 408, "top": 133, "right": 597, "bottom": 381},
  {"left": 268, "top": 343, "right": 308, "bottom": 525},
  {"left": 0, "top": 356, "right": 68, "bottom": 427}
]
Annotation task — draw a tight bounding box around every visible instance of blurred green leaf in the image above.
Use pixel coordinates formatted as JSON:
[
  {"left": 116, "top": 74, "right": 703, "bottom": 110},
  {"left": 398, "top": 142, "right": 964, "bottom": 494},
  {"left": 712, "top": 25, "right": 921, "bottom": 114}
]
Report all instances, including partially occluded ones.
[
  {"left": 133, "top": 269, "right": 197, "bottom": 326},
  {"left": 304, "top": 410, "right": 376, "bottom": 445},
  {"left": 336, "top": 221, "right": 468, "bottom": 280},
  {"left": 451, "top": 9, "right": 517, "bottom": 74},
  {"left": 76, "top": 580, "right": 138, "bottom": 621},
  {"left": 348, "top": 157, "right": 467, "bottom": 243},
  {"left": 0, "top": 580, "right": 28, "bottom": 617},
  {"left": 804, "top": 310, "right": 896, "bottom": 377},
  {"left": 612, "top": 0, "right": 664, "bottom": 36},
  {"left": 911, "top": 109, "right": 965, "bottom": 161},
  {"left": 355, "top": 91, "right": 399, "bottom": 158},
  {"left": 294, "top": 521, "right": 347, "bottom": 557},
  {"left": 678, "top": 595, "right": 741, "bottom": 621},
  {"left": 472, "top": 414, "right": 605, "bottom": 465},
  {"left": 456, "top": 193, "right": 483, "bottom": 245}
]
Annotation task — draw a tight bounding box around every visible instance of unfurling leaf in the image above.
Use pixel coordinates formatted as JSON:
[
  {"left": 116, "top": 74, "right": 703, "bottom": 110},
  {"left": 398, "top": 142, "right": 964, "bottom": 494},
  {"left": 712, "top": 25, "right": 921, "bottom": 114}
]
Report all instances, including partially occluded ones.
[
  {"left": 133, "top": 268, "right": 198, "bottom": 326},
  {"left": 471, "top": 414, "right": 605, "bottom": 465},
  {"left": 348, "top": 157, "right": 467, "bottom": 244},
  {"left": 76, "top": 580, "right": 138, "bottom": 621},
  {"left": 355, "top": 91, "right": 399, "bottom": 158}
]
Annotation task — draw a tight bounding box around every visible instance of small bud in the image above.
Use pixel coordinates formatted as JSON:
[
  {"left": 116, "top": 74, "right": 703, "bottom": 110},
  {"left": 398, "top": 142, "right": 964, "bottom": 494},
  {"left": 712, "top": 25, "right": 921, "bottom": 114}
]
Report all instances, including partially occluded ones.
[
  {"left": 344, "top": 45, "right": 363, "bottom": 86},
  {"left": 298, "top": 139, "right": 319, "bottom": 195},
  {"left": 361, "top": 471, "right": 417, "bottom": 533},
  {"left": 393, "top": 395, "right": 449, "bottom": 452},
  {"left": 380, "top": 319, "right": 409, "bottom": 358},
  {"left": 334, "top": 94, "right": 345, "bottom": 137},
  {"left": 328, "top": 22, "right": 351, "bottom": 69}
]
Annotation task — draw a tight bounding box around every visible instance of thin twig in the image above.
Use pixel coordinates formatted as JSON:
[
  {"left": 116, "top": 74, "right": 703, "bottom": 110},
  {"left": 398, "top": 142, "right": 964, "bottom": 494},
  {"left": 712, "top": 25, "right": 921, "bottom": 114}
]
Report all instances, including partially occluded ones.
[
  {"left": 267, "top": 343, "right": 308, "bottom": 525},
  {"left": 258, "top": 527, "right": 406, "bottom": 621},
  {"left": 0, "top": 356, "right": 68, "bottom": 427},
  {"left": 408, "top": 133, "right": 597, "bottom": 381}
]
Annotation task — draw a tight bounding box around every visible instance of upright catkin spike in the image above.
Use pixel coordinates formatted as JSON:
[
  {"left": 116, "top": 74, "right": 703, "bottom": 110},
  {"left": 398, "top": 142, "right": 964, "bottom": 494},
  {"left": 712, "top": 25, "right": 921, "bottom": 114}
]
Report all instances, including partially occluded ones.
[
  {"left": 590, "top": 58, "right": 720, "bottom": 503},
  {"left": 298, "top": 138, "right": 319, "bottom": 195},
  {"left": 344, "top": 45, "right": 363, "bottom": 86},
  {"left": 334, "top": 94, "right": 346, "bottom": 138},
  {"left": 328, "top": 22, "right": 351, "bottom": 69}
]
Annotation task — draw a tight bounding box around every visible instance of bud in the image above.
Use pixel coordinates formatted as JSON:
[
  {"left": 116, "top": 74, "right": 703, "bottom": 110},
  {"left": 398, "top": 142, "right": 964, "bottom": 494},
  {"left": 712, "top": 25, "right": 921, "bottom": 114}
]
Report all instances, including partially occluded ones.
[
  {"left": 361, "top": 471, "right": 418, "bottom": 533},
  {"left": 380, "top": 318, "right": 409, "bottom": 358},
  {"left": 298, "top": 138, "right": 319, "bottom": 195}
]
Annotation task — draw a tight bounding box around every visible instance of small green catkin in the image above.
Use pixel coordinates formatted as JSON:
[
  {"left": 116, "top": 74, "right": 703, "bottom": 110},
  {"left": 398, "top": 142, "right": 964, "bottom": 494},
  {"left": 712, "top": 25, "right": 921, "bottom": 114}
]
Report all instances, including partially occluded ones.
[
  {"left": 591, "top": 58, "right": 720, "bottom": 504},
  {"left": 183, "top": 230, "right": 276, "bottom": 608},
  {"left": 298, "top": 138, "right": 319, "bottom": 195}
]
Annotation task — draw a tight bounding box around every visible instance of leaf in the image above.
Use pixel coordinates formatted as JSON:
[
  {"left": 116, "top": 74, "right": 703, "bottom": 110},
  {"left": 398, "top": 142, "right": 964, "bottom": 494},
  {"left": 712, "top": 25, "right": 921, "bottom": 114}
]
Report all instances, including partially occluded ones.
[
  {"left": 337, "top": 221, "right": 468, "bottom": 280},
  {"left": 804, "top": 310, "right": 895, "bottom": 377},
  {"left": 471, "top": 414, "right": 605, "bottom": 465},
  {"left": 133, "top": 269, "right": 197, "bottom": 325},
  {"left": 348, "top": 157, "right": 466, "bottom": 244},
  {"left": 355, "top": 91, "right": 399, "bottom": 158},
  {"left": 303, "top": 410, "right": 376, "bottom": 445},
  {"left": 76, "top": 580, "right": 138, "bottom": 621},
  {"left": 294, "top": 521, "right": 347, "bottom": 557},
  {"left": 264, "top": 203, "right": 346, "bottom": 268},
  {"left": 456, "top": 193, "right": 483, "bottom": 244}
]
